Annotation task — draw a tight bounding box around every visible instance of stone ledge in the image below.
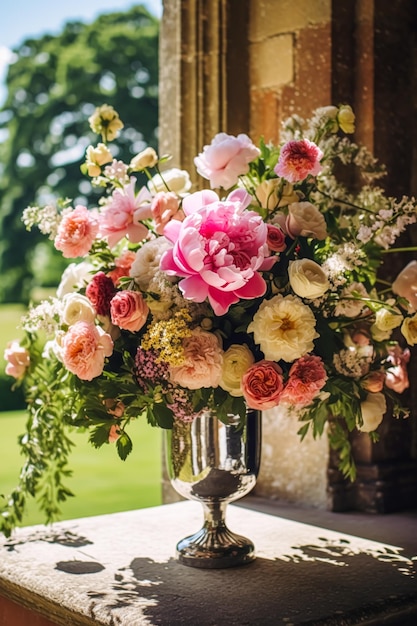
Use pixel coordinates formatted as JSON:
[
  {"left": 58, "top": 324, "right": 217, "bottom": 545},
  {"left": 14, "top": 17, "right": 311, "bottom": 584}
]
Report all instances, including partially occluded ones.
[{"left": 0, "top": 500, "right": 416, "bottom": 625}]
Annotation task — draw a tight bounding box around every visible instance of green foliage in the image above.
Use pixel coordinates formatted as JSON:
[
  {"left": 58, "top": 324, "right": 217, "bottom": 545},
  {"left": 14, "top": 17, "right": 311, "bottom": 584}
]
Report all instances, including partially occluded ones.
[{"left": 0, "top": 5, "right": 159, "bottom": 303}]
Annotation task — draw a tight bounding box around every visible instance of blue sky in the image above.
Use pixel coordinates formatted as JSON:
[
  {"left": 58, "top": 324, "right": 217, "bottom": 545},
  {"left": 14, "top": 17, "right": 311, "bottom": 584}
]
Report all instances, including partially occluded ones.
[{"left": 0, "top": 1, "right": 162, "bottom": 104}]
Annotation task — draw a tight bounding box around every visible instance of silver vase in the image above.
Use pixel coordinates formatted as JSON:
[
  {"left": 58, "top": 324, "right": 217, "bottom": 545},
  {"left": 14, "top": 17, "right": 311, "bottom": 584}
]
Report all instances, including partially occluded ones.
[{"left": 165, "top": 408, "right": 261, "bottom": 568}]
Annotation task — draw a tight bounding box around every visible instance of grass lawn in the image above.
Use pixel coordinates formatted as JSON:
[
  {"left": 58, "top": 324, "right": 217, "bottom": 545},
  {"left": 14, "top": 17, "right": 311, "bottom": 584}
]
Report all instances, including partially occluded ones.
[{"left": 1, "top": 410, "right": 163, "bottom": 528}]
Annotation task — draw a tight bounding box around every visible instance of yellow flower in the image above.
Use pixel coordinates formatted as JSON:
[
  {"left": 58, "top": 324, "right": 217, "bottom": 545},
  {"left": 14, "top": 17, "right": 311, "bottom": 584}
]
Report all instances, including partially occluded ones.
[
  {"left": 130, "top": 147, "right": 158, "bottom": 171},
  {"left": 219, "top": 344, "right": 255, "bottom": 397},
  {"left": 255, "top": 180, "right": 301, "bottom": 211},
  {"left": 337, "top": 105, "right": 355, "bottom": 134},
  {"left": 85, "top": 143, "right": 113, "bottom": 177},
  {"left": 88, "top": 104, "right": 124, "bottom": 141},
  {"left": 401, "top": 315, "right": 417, "bottom": 345},
  {"left": 141, "top": 310, "right": 192, "bottom": 366},
  {"left": 248, "top": 294, "right": 319, "bottom": 362}
]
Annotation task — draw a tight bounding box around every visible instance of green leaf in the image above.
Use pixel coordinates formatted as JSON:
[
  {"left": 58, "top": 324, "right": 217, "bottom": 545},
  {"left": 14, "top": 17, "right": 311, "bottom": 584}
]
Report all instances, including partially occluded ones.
[{"left": 116, "top": 432, "right": 133, "bottom": 461}]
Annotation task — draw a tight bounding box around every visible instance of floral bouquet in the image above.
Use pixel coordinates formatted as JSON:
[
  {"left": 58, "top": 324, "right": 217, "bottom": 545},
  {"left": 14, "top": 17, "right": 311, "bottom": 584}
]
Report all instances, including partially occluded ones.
[{"left": 2, "top": 102, "right": 417, "bottom": 536}]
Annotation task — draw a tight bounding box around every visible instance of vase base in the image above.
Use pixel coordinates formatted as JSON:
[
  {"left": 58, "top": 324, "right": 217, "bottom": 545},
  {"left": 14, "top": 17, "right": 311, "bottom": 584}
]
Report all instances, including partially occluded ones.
[{"left": 176, "top": 527, "right": 256, "bottom": 569}]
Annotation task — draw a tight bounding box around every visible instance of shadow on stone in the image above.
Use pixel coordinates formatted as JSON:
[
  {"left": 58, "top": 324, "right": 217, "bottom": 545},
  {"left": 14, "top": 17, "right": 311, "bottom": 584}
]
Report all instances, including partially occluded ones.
[{"left": 55, "top": 560, "right": 105, "bottom": 575}]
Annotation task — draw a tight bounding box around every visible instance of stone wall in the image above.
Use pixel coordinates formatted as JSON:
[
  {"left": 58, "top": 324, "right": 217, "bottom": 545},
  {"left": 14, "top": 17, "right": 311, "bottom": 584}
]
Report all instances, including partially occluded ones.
[{"left": 159, "top": 0, "right": 417, "bottom": 511}]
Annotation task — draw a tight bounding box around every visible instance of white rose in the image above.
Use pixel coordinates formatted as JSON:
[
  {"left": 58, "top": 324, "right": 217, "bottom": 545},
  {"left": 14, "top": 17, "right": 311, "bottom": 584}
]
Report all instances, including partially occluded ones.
[
  {"left": 62, "top": 293, "right": 96, "bottom": 326},
  {"left": 374, "top": 306, "right": 402, "bottom": 332},
  {"left": 148, "top": 168, "right": 192, "bottom": 195},
  {"left": 219, "top": 344, "right": 255, "bottom": 397},
  {"left": 130, "top": 147, "right": 158, "bottom": 171},
  {"left": 359, "top": 392, "right": 386, "bottom": 432},
  {"left": 288, "top": 259, "right": 329, "bottom": 299},
  {"left": 57, "top": 262, "right": 94, "bottom": 298}
]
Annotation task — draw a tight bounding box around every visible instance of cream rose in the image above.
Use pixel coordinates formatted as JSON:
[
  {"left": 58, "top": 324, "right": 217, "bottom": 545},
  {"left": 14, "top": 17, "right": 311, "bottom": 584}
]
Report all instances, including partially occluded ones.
[
  {"left": 248, "top": 294, "right": 319, "bottom": 362},
  {"left": 374, "top": 306, "right": 403, "bottom": 332},
  {"left": 286, "top": 202, "right": 328, "bottom": 240},
  {"left": 85, "top": 143, "right": 113, "bottom": 177},
  {"left": 219, "top": 344, "right": 255, "bottom": 397},
  {"left": 337, "top": 105, "right": 355, "bottom": 134},
  {"left": 148, "top": 168, "right": 192, "bottom": 195},
  {"left": 130, "top": 237, "right": 173, "bottom": 291},
  {"left": 359, "top": 392, "right": 386, "bottom": 432},
  {"left": 62, "top": 293, "right": 96, "bottom": 326},
  {"left": 56, "top": 261, "right": 94, "bottom": 298},
  {"left": 401, "top": 314, "right": 417, "bottom": 345},
  {"left": 130, "top": 147, "right": 158, "bottom": 171},
  {"left": 255, "top": 180, "right": 301, "bottom": 211},
  {"left": 288, "top": 259, "right": 329, "bottom": 299}
]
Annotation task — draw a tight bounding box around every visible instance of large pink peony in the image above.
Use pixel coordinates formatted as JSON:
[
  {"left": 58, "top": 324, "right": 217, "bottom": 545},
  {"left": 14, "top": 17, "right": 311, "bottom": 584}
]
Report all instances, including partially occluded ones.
[
  {"left": 194, "top": 132, "right": 260, "bottom": 189},
  {"left": 54, "top": 205, "right": 99, "bottom": 258},
  {"left": 160, "top": 189, "right": 276, "bottom": 316},
  {"left": 99, "top": 179, "right": 152, "bottom": 248},
  {"left": 61, "top": 321, "right": 113, "bottom": 381},
  {"left": 274, "top": 139, "right": 323, "bottom": 183}
]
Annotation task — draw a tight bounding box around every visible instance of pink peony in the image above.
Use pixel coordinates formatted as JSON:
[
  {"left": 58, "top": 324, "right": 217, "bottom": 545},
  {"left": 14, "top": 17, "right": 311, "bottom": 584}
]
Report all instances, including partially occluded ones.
[
  {"left": 110, "top": 290, "right": 149, "bottom": 332},
  {"left": 86, "top": 272, "right": 116, "bottom": 316},
  {"left": 4, "top": 341, "right": 30, "bottom": 379},
  {"left": 280, "top": 354, "right": 327, "bottom": 407},
  {"left": 99, "top": 179, "right": 152, "bottom": 248},
  {"left": 151, "top": 191, "right": 185, "bottom": 235},
  {"left": 385, "top": 345, "right": 410, "bottom": 394},
  {"left": 54, "top": 205, "right": 99, "bottom": 258},
  {"left": 274, "top": 139, "right": 323, "bottom": 183},
  {"left": 241, "top": 360, "right": 284, "bottom": 410},
  {"left": 169, "top": 328, "right": 223, "bottom": 390},
  {"left": 194, "top": 132, "right": 260, "bottom": 189},
  {"left": 160, "top": 188, "right": 276, "bottom": 316},
  {"left": 61, "top": 321, "right": 113, "bottom": 381}
]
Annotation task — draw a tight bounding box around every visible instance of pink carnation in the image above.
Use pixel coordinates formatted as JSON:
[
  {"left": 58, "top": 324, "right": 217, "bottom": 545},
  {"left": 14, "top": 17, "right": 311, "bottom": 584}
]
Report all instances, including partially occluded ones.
[
  {"left": 280, "top": 354, "right": 327, "bottom": 407},
  {"left": 61, "top": 321, "right": 113, "bottom": 381},
  {"left": 99, "top": 179, "right": 152, "bottom": 248},
  {"left": 4, "top": 341, "right": 30, "bottom": 379},
  {"left": 86, "top": 272, "right": 116, "bottom": 316},
  {"left": 110, "top": 290, "right": 149, "bottom": 332},
  {"left": 54, "top": 205, "right": 99, "bottom": 258},
  {"left": 241, "top": 360, "right": 284, "bottom": 410},
  {"left": 274, "top": 139, "right": 323, "bottom": 183},
  {"left": 194, "top": 132, "right": 260, "bottom": 189},
  {"left": 151, "top": 191, "right": 184, "bottom": 235},
  {"left": 169, "top": 328, "right": 223, "bottom": 390},
  {"left": 160, "top": 188, "right": 276, "bottom": 316}
]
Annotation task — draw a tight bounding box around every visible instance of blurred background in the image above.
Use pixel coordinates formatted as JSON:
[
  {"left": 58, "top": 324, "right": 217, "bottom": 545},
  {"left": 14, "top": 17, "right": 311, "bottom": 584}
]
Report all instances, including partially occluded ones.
[{"left": 0, "top": 1, "right": 163, "bottom": 526}]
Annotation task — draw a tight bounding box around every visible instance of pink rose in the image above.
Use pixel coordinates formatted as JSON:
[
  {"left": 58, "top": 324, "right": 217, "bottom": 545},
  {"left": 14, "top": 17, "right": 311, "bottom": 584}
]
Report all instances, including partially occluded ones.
[
  {"left": 86, "top": 272, "right": 116, "bottom": 316},
  {"left": 151, "top": 191, "right": 184, "bottom": 235},
  {"left": 110, "top": 290, "right": 149, "bottom": 332},
  {"left": 99, "top": 179, "right": 152, "bottom": 248},
  {"left": 194, "top": 132, "right": 260, "bottom": 189},
  {"left": 169, "top": 328, "right": 223, "bottom": 390},
  {"left": 61, "top": 321, "right": 113, "bottom": 381},
  {"left": 160, "top": 188, "right": 276, "bottom": 316},
  {"left": 266, "top": 224, "right": 287, "bottom": 252},
  {"left": 4, "top": 340, "right": 30, "bottom": 379},
  {"left": 241, "top": 360, "right": 284, "bottom": 410},
  {"left": 108, "top": 425, "right": 121, "bottom": 443},
  {"left": 54, "top": 205, "right": 99, "bottom": 258},
  {"left": 274, "top": 139, "right": 323, "bottom": 183},
  {"left": 392, "top": 260, "right": 417, "bottom": 311},
  {"left": 385, "top": 345, "right": 410, "bottom": 394},
  {"left": 280, "top": 355, "right": 327, "bottom": 407}
]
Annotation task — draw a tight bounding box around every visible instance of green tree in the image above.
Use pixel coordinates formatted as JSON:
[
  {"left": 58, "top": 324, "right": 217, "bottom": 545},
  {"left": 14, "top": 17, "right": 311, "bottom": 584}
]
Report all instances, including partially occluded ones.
[{"left": 0, "top": 5, "right": 159, "bottom": 303}]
